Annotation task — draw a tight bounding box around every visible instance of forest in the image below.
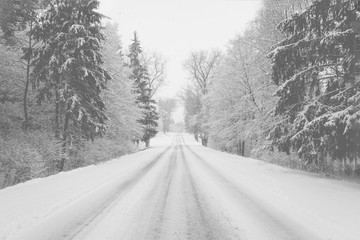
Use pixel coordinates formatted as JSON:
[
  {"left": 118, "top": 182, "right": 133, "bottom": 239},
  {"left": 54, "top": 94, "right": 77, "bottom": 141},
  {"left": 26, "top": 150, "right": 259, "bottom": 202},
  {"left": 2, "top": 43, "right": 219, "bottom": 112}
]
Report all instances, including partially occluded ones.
[
  {"left": 182, "top": 0, "right": 360, "bottom": 176},
  {"left": 0, "top": 0, "right": 169, "bottom": 188},
  {"left": 1, "top": 0, "right": 359, "bottom": 189}
]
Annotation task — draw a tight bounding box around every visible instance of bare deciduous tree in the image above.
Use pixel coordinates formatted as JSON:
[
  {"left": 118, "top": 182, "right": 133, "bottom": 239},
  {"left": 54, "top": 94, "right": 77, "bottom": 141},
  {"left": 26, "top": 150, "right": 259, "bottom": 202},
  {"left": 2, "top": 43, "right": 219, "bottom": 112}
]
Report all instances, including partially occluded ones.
[
  {"left": 141, "top": 52, "right": 166, "bottom": 97},
  {"left": 182, "top": 49, "right": 221, "bottom": 146},
  {"left": 183, "top": 49, "right": 221, "bottom": 95}
]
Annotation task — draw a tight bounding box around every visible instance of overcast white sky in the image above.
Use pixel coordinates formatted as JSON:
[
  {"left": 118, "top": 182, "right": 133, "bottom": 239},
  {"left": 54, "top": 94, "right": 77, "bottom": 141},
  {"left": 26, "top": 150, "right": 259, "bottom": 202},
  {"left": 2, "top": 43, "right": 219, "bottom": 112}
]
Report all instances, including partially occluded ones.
[{"left": 98, "top": 0, "right": 262, "bottom": 122}]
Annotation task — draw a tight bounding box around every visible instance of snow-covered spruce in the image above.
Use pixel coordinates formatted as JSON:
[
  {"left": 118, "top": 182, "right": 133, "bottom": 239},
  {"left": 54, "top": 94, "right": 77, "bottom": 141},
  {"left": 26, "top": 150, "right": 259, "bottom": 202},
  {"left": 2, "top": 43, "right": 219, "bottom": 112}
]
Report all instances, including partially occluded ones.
[{"left": 268, "top": 0, "right": 360, "bottom": 170}]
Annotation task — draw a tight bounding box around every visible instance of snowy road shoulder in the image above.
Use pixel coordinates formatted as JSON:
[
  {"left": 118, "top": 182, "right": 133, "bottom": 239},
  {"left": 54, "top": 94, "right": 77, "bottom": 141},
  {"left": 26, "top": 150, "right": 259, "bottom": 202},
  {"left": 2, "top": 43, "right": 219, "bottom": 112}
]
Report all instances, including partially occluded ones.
[
  {"left": 0, "top": 133, "right": 176, "bottom": 240},
  {"left": 182, "top": 134, "right": 360, "bottom": 240}
]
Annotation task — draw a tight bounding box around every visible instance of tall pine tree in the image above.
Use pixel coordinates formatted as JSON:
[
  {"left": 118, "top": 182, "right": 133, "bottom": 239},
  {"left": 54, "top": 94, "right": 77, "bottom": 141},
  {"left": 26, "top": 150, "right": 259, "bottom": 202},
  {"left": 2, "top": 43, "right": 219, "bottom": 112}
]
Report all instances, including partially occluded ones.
[
  {"left": 31, "top": 0, "right": 110, "bottom": 170},
  {"left": 268, "top": 0, "right": 360, "bottom": 170},
  {"left": 127, "top": 32, "right": 158, "bottom": 147}
]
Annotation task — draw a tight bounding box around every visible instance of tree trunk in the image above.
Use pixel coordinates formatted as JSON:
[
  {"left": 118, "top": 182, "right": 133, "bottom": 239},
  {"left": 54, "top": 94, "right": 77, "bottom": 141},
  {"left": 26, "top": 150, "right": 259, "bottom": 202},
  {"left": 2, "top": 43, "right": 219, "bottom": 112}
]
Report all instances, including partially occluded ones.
[
  {"left": 55, "top": 90, "right": 60, "bottom": 138},
  {"left": 355, "top": 157, "right": 357, "bottom": 171},
  {"left": 60, "top": 103, "right": 71, "bottom": 171},
  {"left": 23, "top": 20, "right": 33, "bottom": 130},
  {"left": 242, "top": 141, "right": 245, "bottom": 156},
  {"left": 237, "top": 141, "right": 242, "bottom": 156},
  {"left": 201, "top": 136, "right": 208, "bottom": 147},
  {"left": 23, "top": 66, "right": 30, "bottom": 129},
  {"left": 194, "top": 134, "right": 199, "bottom": 142},
  {"left": 145, "top": 139, "right": 150, "bottom": 147}
]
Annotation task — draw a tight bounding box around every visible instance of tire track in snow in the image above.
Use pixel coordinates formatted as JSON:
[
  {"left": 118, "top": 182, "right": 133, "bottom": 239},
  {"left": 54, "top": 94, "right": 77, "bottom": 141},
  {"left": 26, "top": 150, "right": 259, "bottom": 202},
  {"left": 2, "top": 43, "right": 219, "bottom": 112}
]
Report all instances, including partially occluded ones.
[
  {"left": 66, "top": 143, "right": 177, "bottom": 240},
  {"left": 143, "top": 143, "right": 178, "bottom": 240},
  {"left": 181, "top": 135, "right": 322, "bottom": 240},
  {"left": 146, "top": 133, "right": 218, "bottom": 240},
  {"left": 179, "top": 140, "right": 242, "bottom": 240},
  {"left": 13, "top": 140, "right": 175, "bottom": 240},
  {"left": 78, "top": 134, "right": 182, "bottom": 240},
  {"left": 179, "top": 143, "right": 214, "bottom": 240},
  {"left": 136, "top": 135, "right": 187, "bottom": 240},
  {"left": 142, "top": 133, "right": 220, "bottom": 240}
]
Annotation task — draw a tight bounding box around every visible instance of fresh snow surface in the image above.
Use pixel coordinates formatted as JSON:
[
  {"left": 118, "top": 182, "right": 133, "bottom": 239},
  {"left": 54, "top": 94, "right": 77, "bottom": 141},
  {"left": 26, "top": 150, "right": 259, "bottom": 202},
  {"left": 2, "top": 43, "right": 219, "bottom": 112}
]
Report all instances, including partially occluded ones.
[{"left": 0, "top": 133, "right": 359, "bottom": 240}]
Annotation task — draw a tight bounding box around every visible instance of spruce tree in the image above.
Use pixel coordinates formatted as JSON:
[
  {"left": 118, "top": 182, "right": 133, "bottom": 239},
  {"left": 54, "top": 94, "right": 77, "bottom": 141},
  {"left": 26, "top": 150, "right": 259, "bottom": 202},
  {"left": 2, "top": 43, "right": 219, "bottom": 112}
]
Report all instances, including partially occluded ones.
[
  {"left": 268, "top": 0, "right": 360, "bottom": 170},
  {"left": 31, "top": 0, "right": 110, "bottom": 170},
  {"left": 127, "top": 32, "right": 158, "bottom": 147}
]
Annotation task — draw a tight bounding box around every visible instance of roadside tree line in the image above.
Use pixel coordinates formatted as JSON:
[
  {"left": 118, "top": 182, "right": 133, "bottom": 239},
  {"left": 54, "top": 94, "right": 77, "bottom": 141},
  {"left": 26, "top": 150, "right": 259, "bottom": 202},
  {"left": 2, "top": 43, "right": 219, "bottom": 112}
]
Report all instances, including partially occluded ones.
[
  {"left": 182, "top": 0, "right": 360, "bottom": 176},
  {"left": 0, "top": 0, "right": 166, "bottom": 188}
]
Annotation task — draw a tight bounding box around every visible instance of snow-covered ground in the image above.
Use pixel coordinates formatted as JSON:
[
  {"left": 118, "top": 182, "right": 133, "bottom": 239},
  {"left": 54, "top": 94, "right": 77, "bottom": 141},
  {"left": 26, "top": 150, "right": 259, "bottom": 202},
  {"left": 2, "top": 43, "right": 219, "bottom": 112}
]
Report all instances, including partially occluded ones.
[{"left": 0, "top": 133, "right": 359, "bottom": 240}]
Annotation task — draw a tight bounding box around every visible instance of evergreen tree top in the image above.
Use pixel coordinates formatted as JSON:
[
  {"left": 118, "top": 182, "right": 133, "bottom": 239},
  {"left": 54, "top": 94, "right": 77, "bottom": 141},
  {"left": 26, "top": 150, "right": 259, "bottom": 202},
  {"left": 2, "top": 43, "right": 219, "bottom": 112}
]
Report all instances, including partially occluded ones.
[
  {"left": 126, "top": 31, "right": 159, "bottom": 145},
  {"left": 127, "top": 31, "right": 143, "bottom": 66},
  {"left": 31, "top": 0, "right": 111, "bottom": 140}
]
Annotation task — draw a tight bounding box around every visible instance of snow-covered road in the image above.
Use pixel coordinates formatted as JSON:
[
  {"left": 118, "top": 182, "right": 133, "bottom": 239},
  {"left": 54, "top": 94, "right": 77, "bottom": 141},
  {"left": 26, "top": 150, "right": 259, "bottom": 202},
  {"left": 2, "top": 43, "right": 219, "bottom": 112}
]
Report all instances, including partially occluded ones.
[{"left": 1, "top": 133, "right": 360, "bottom": 240}]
